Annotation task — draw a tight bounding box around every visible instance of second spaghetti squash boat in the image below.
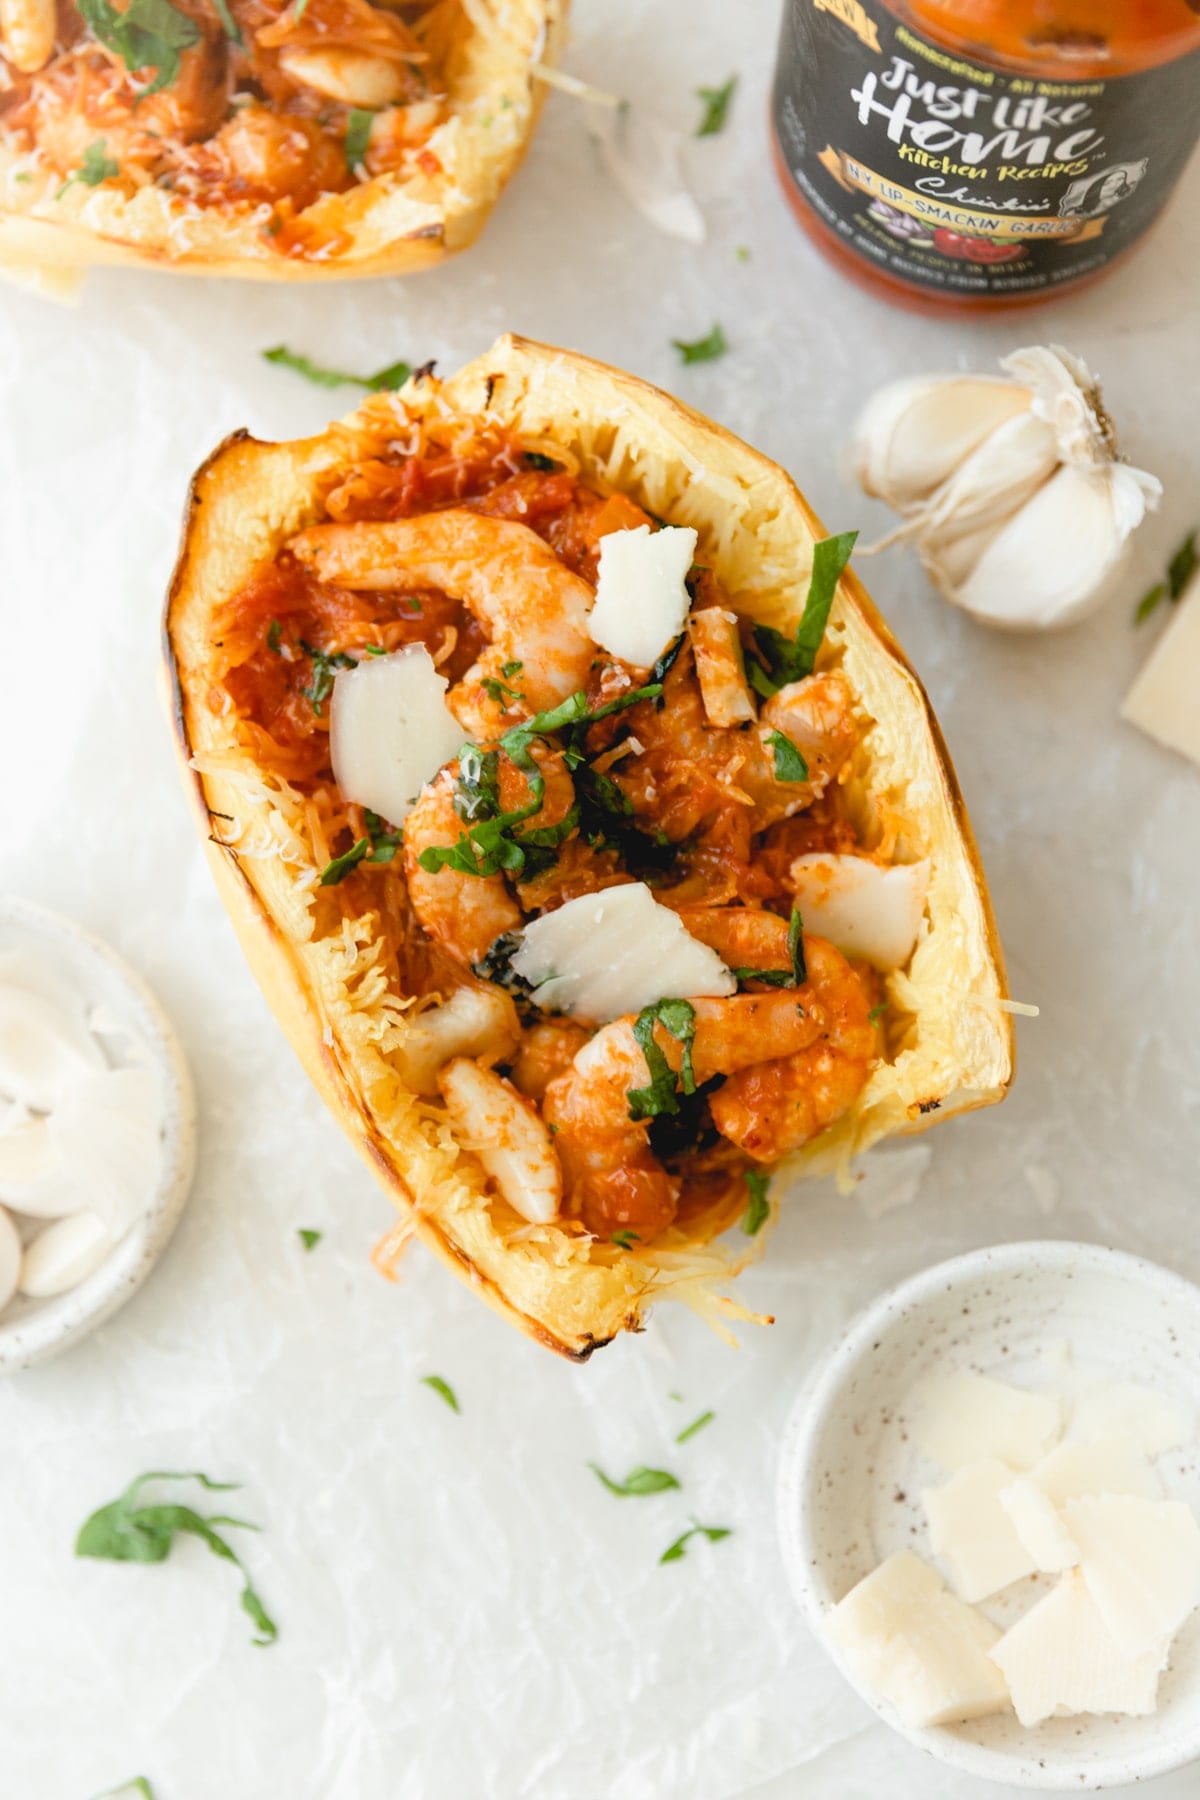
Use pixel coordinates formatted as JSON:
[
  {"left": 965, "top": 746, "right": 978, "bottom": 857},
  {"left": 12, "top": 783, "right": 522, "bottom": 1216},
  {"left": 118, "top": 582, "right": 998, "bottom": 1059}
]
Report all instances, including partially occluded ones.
[{"left": 165, "top": 336, "right": 1013, "bottom": 1357}]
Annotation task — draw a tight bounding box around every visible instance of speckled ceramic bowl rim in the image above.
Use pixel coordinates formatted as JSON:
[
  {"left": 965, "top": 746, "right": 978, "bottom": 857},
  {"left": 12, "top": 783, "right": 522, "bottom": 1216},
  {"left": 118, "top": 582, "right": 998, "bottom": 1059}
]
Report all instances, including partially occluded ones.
[
  {"left": 776, "top": 1239, "right": 1200, "bottom": 1791},
  {"left": 0, "top": 896, "right": 197, "bottom": 1371}
]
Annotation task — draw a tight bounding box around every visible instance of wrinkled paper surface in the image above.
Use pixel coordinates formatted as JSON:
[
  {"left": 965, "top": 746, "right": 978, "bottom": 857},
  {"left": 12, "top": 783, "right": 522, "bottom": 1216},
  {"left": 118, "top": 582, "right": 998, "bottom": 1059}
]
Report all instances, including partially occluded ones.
[{"left": 1, "top": 2, "right": 1199, "bottom": 1794}]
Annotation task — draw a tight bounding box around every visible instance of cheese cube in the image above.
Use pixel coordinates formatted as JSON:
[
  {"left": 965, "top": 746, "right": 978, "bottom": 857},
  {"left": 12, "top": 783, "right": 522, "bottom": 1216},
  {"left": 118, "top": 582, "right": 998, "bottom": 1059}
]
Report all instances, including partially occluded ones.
[
  {"left": 990, "top": 1569, "right": 1166, "bottom": 1727},
  {"left": 828, "top": 1550, "right": 1010, "bottom": 1729},
  {"left": 1030, "top": 1436, "right": 1161, "bottom": 1506},
  {"left": 1069, "top": 1381, "right": 1193, "bottom": 1458},
  {"left": 999, "top": 1478, "right": 1079, "bottom": 1573},
  {"left": 1121, "top": 575, "right": 1200, "bottom": 767},
  {"left": 923, "top": 1459, "right": 1038, "bottom": 1601},
  {"left": 910, "top": 1370, "right": 1061, "bottom": 1472},
  {"left": 1065, "top": 1495, "right": 1200, "bottom": 1657}
]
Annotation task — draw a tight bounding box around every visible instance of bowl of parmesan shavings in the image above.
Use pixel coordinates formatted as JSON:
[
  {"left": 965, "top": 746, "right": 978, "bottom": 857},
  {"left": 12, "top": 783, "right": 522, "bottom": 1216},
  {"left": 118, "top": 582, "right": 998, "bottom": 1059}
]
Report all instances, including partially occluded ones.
[{"left": 777, "top": 1240, "right": 1200, "bottom": 1790}]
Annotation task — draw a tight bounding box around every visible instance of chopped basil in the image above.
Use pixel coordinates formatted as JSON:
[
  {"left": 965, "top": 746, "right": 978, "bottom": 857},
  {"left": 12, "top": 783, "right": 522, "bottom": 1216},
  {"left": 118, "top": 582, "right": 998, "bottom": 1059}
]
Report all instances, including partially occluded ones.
[
  {"left": 421, "top": 1375, "right": 460, "bottom": 1413},
  {"left": 660, "top": 1521, "right": 732, "bottom": 1564},
  {"left": 57, "top": 138, "right": 119, "bottom": 199},
  {"left": 749, "top": 532, "right": 858, "bottom": 697},
  {"left": 675, "top": 1410, "right": 714, "bottom": 1444},
  {"left": 266, "top": 619, "right": 282, "bottom": 654},
  {"left": 319, "top": 837, "right": 369, "bottom": 886},
  {"left": 95, "top": 1782, "right": 156, "bottom": 1800},
  {"left": 418, "top": 684, "right": 661, "bottom": 882},
  {"left": 650, "top": 630, "right": 687, "bottom": 706},
  {"left": 210, "top": 0, "right": 242, "bottom": 43},
  {"left": 76, "top": 1471, "right": 276, "bottom": 1645},
  {"left": 868, "top": 1002, "right": 889, "bottom": 1026},
  {"left": 344, "top": 107, "right": 374, "bottom": 172},
  {"left": 589, "top": 1464, "right": 680, "bottom": 1497},
  {"left": 364, "top": 809, "right": 402, "bottom": 862},
  {"left": 77, "top": 0, "right": 200, "bottom": 94},
  {"left": 627, "top": 998, "right": 697, "bottom": 1120},
  {"left": 480, "top": 673, "right": 525, "bottom": 708},
  {"left": 767, "top": 729, "right": 809, "bottom": 783},
  {"left": 741, "top": 1169, "right": 770, "bottom": 1236},
  {"left": 672, "top": 323, "right": 728, "bottom": 366},
  {"left": 611, "top": 1230, "right": 640, "bottom": 1250},
  {"left": 1135, "top": 528, "right": 1197, "bottom": 623},
  {"left": 299, "top": 639, "right": 355, "bottom": 714},
  {"left": 263, "top": 346, "right": 412, "bottom": 392},
  {"left": 695, "top": 74, "right": 737, "bottom": 137},
  {"left": 524, "top": 451, "right": 558, "bottom": 471},
  {"left": 297, "top": 1228, "right": 322, "bottom": 1251},
  {"left": 454, "top": 746, "right": 502, "bottom": 824},
  {"left": 788, "top": 905, "right": 805, "bottom": 986},
  {"left": 731, "top": 966, "right": 793, "bottom": 988}
]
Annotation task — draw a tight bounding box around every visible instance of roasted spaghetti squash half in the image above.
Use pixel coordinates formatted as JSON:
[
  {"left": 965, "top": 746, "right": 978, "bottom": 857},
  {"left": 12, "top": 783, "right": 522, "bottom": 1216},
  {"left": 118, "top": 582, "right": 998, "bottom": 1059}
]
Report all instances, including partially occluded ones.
[
  {"left": 164, "top": 336, "right": 1014, "bottom": 1358},
  {"left": 0, "top": 0, "right": 562, "bottom": 292}
]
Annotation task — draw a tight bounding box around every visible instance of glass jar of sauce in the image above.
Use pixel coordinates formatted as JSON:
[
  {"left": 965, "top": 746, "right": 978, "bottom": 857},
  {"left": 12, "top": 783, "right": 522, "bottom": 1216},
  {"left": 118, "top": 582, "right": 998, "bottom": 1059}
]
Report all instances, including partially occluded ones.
[{"left": 771, "top": 1, "right": 1200, "bottom": 312}]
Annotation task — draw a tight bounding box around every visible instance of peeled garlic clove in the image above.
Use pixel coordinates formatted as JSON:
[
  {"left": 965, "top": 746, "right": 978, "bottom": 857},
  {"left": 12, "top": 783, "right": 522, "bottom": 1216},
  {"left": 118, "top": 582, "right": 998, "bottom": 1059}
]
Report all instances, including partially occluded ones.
[
  {"left": 845, "top": 376, "right": 1031, "bottom": 512},
  {"left": 0, "top": 1205, "right": 20, "bottom": 1312},
  {"left": 950, "top": 461, "right": 1162, "bottom": 631},
  {"left": 19, "top": 1209, "right": 114, "bottom": 1298},
  {"left": 0, "top": 983, "right": 105, "bottom": 1112},
  {"left": 49, "top": 1067, "right": 161, "bottom": 1233},
  {"left": 790, "top": 854, "right": 930, "bottom": 971},
  {"left": 0, "top": 1115, "right": 54, "bottom": 1190}
]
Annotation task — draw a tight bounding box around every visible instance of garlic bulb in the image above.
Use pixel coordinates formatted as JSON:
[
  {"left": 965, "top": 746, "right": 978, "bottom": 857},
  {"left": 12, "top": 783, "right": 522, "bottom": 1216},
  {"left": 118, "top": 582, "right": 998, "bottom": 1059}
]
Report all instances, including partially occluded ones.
[{"left": 846, "top": 346, "right": 1162, "bottom": 631}]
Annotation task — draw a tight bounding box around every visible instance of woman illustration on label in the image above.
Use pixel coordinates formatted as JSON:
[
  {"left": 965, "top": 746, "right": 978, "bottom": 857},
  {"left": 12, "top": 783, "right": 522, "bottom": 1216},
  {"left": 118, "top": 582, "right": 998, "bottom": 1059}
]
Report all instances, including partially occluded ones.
[{"left": 1059, "top": 161, "right": 1148, "bottom": 219}]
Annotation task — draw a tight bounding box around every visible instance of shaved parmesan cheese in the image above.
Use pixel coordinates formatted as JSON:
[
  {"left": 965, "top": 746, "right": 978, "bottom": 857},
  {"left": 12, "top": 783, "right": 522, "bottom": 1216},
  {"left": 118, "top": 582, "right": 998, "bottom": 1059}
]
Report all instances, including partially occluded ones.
[
  {"left": 1121, "top": 575, "right": 1200, "bottom": 766},
  {"left": 923, "top": 1458, "right": 1037, "bottom": 1601},
  {"left": 1030, "top": 1436, "right": 1161, "bottom": 1506},
  {"left": 999, "top": 1477, "right": 1079, "bottom": 1574},
  {"left": 1065, "top": 1495, "right": 1200, "bottom": 1657},
  {"left": 828, "top": 1550, "right": 1010, "bottom": 1728},
  {"left": 511, "top": 883, "right": 735, "bottom": 1022},
  {"left": 910, "top": 1370, "right": 1061, "bottom": 1472},
  {"left": 1070, "top": 1381, "right": 1193, "bottom": 1457},
  {"left": 990, "top": 1569, "right": 1165, "bottom": 1727},
  {"left": 790, "top": 854, "right": 930, "bottom": 972},
  {"left": 330, "top": 646, "right": 464, "bottom": 827},
  {"left": 438, "top": 1059, "right": 561, "bottom": 1226},
  {"left": 588, "top": 525, "right": 698, "bottom": 669}
]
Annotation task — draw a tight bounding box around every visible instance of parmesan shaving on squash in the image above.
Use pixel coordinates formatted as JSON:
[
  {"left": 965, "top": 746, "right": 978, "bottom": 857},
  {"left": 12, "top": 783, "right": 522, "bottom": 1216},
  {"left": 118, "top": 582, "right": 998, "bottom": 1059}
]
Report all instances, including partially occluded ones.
[{"left": 330, "top": 646, "right": 465, "bottom": 827}]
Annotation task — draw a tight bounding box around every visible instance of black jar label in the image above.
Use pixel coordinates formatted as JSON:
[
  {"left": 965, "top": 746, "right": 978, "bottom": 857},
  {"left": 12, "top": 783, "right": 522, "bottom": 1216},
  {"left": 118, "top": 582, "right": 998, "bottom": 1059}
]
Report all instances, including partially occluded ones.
[{"left": 772, "top": 0, "right": 1200, "bottom": 298}]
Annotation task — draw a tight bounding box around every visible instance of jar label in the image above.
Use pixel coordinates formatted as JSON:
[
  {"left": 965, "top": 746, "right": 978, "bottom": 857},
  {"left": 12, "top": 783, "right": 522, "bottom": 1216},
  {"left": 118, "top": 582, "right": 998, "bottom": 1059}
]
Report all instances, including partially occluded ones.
[{"left": 773, "top": 0, "right": 1200, "bottom": 297}]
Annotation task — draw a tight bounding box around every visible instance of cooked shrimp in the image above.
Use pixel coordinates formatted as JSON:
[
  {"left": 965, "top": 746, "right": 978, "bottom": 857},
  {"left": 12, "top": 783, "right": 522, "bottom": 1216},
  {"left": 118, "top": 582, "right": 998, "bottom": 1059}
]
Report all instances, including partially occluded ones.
[
  {"left": 744, "top": 671, "right": 859, "bottom": 828},
  {"left": 288, "top": 511, "right": 596, "bottom": 736},
  {"left": 542, "top": 1021, "right": 680, "bottom": 1241},
  {"left": 0, "top": 0, "right": 55, "bottom": 74},
  {"left": 675, "top": 906, "right": 792, "bottom": 975},
  {"left": 511, "top": 1019, "right": 591, "bottom": 1102},
  {"left": 709, "top": 936, "right": 877, "bottom": 1161},
  {"left": 403, "top": 768, "right": 522, "bottom": 966},
  {"left": 544, "top": 932, "right": 875, "bottom": 1236}
]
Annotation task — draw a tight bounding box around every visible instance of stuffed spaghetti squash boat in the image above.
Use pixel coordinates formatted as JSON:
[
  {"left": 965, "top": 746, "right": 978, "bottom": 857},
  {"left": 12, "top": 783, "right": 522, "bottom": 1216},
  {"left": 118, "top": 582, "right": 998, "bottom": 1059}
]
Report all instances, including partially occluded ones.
[
  {"left": 165, "top": 336, "right": 1013, "bottom": 1358},
  {"left": 0, "top": 0, "right": 562, "bottom": 289}
]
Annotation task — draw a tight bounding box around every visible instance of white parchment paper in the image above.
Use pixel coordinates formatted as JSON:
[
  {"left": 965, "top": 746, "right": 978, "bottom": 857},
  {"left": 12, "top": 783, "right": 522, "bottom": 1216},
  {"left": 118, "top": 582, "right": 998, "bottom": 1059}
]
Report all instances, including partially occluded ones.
[{"left": 1, "top": 2, "right": 1199, "bottom": 1795}]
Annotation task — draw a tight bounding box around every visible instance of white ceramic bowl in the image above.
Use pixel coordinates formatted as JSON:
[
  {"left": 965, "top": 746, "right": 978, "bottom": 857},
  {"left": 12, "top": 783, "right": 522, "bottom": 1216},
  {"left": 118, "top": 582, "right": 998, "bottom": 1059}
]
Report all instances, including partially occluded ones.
[
  {"left": 777, "top": 1240, "right": 1200, "bottom": 1790},
  {"left": 0, "top": 897, "right": 196, "bottom": 1371}
]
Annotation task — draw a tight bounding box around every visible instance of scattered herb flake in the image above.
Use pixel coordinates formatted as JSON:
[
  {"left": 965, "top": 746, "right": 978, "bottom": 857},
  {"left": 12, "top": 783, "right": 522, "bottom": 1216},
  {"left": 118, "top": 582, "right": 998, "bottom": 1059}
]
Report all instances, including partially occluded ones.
[
  {"left": 611, "top": 1230, "right": 640, "bottom": 1250},
  {"left": 660, "top": 1521, "right": 732, "bottom": 1564},
  {"left": 76, "top": 1471, "right": 276, "bottom": 1645},
  {"left": 675, "top": 1410, "right": 714, "bottom": 1445},
  {"left": 319, "top": 836, "right": 369, "bottom": 886},
  {"left": 94, "top": 1782, "right": 156, "bottom": 1800},
  {"left": 524, "top": 451, "right": 558, "bottom": 471},
  {"left": 1135, "top": 529, "right": 1198, "bottom": 623},
  {"left": 77, "top": 0, "right": 201, "bottom": 95},
  {"left": 480, "top": 673, "right": 526, "bottom": 709},
  {"left": 589, "top": 1464, "right": 680, "bottom": 1498},
  {"left": 672, "top": 323, "right": 728, "bottom": 366},
  {"left": 750, "top": 532, "right": 858, "bottom": 697},
  {"left": 344, "top": 106, "right": 374, "bottom": 172},
  {"left": 735, "top": 244, "right": 750, "bottom": 263},
  {"left": 364, "top": 808, "right": 402, "bottom": 863},
  {"left": 297, "top": 1228, "right": 322, "bottom": 1251},
  {"left": 742, "top": 1169, "right": 771, "bottom": 1236},
  {"left": 299, "top": 639, "right": 355, "bottom": 714},
  {"left": 421, "top": 1375, "right": 460, "bottom": 1413},
  {"left": 266, "top": 619, "right": 282, "bottom": 654},
  {"left": 627, "top": 998, "right": 697, "bottom": 1120},
  {"left": 695, "top": 74, "right": 737, "bottom": 137},
  {"left": 868, "top": 1002, "right": 889, "bottom": 1026},
  {"left": 767, "top": 729, "right": 809, "bottom": 783},
  {"left": 500, "top": 659, "right": 524, "bottom": 679},
  {"left": 263, "top": 346, "right": 412, "bottom": 392},
  {"left": 787, "top": 905, "right": 806, "bottom": 987},
  {"left": 57, "top": 138, "right": 119, "bottom": 198}
]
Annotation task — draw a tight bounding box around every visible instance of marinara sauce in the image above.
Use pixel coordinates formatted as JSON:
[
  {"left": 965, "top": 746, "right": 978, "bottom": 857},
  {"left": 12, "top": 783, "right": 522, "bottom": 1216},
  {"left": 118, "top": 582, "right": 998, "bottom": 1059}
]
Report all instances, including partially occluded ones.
[{"left": 771, "top": 0, "right": 1200, "bottom": 312}]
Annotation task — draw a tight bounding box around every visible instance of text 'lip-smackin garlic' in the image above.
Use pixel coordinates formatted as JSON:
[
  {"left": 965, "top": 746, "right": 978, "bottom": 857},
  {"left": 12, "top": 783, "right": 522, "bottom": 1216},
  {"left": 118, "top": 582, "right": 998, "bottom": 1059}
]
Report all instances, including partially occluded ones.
[{"left": 845, "top": 346, "right": 1162, "bottom": 632}]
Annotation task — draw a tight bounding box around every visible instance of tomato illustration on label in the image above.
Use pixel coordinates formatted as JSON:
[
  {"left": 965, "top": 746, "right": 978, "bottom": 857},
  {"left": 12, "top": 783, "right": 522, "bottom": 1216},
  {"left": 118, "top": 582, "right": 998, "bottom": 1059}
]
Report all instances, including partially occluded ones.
[{"left": 930, "top": 229, "right": 1026, "bottom": 265}]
